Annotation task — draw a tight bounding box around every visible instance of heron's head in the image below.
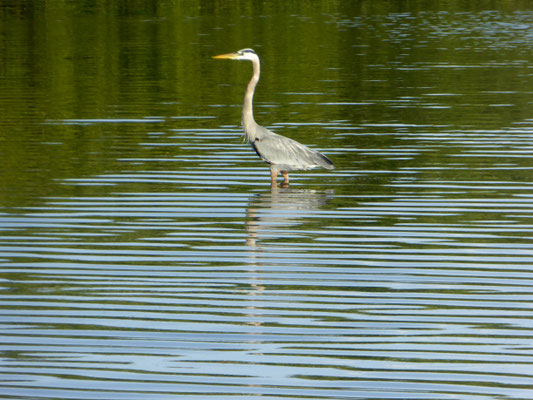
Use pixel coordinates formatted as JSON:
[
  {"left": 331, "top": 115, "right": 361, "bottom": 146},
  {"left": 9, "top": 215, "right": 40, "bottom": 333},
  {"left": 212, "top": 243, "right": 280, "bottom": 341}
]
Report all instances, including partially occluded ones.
[{"left": 213, "top": 48, "right": 258, "bottom": 62}]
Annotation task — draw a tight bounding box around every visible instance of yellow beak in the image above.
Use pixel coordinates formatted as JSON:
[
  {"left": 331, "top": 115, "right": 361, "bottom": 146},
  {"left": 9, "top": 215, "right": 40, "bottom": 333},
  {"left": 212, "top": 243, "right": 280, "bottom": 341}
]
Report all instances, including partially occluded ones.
[{"left": 213, "top": 52, "right": 238, "bottom": 59}]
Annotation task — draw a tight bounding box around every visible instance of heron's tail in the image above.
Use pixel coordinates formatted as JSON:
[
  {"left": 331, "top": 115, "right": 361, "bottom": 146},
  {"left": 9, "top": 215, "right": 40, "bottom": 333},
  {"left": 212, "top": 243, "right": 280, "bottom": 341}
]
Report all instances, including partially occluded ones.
[{"left": 317, "top": 152, "right": 335, "bottom": 170}]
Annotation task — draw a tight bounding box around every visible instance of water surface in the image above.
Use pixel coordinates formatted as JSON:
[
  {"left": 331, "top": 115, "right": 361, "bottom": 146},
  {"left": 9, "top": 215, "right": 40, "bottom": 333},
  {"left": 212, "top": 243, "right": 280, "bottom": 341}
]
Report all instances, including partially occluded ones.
[{"left": 1, "top": 2, "right": 533, "bottom": 399}]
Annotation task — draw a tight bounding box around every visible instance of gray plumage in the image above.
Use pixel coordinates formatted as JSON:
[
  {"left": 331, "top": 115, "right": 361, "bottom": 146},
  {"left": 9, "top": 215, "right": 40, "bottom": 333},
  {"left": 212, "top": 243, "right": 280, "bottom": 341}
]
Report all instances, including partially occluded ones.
[
  {"left": 213, "top": 48, "right": 334, "bottom": 186},
  {"left": 251, "top": 127, "right": 334, "bottom": 172}
]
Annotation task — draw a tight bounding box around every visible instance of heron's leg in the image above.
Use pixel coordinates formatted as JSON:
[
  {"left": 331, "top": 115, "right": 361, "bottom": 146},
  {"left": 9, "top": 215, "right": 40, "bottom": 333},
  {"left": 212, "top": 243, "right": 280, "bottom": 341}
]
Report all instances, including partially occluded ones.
[
  {"left": 282, "top": 171, "right": 289, "bottom": 184},
  {"left": 270, "top": 167, "right": 279, "bottom": 186}
]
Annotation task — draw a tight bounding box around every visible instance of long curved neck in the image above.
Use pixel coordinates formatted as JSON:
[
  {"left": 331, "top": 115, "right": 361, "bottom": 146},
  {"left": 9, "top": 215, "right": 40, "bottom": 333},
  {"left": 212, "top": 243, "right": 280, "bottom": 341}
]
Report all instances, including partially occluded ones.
[{"left": 241, "top": 57, "right": 260, "bottom": 141}]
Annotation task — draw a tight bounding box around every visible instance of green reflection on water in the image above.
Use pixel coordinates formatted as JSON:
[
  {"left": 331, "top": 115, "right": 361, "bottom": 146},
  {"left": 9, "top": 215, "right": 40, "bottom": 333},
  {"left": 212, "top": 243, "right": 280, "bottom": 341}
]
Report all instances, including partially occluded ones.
[{"left": 1, "top": 0, "right": 532, "bottom": 207}]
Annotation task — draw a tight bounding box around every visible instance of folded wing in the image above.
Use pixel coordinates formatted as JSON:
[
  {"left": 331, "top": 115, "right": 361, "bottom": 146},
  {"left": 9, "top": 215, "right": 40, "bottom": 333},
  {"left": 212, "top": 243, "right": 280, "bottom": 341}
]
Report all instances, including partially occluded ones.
[{"left": 252, "top": 132, "right": 334, "bottom": 171}]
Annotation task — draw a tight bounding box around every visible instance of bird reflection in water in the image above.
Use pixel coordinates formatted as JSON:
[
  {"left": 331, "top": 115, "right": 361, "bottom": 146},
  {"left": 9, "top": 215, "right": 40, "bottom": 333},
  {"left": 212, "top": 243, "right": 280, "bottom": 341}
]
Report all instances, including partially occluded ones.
[
  {"left": 245, "top": 187, "right": 333, "bottom": 248},
  {"left": 242, "top": 187, "right": 333, "bottom": 330}
]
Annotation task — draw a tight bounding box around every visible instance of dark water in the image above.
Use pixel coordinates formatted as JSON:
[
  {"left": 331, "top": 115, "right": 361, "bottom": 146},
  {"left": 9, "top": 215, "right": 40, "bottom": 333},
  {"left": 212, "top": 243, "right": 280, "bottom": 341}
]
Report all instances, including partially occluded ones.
[{"left": 1, "top": 2, "right": 533, "bottom": 399}]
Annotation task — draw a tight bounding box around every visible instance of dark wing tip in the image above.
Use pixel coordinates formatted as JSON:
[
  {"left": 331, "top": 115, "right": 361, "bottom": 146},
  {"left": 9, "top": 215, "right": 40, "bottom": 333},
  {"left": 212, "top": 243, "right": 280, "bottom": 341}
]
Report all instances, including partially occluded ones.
[{"left": 319, "top": 153, "right": 335, "bottom": 170}]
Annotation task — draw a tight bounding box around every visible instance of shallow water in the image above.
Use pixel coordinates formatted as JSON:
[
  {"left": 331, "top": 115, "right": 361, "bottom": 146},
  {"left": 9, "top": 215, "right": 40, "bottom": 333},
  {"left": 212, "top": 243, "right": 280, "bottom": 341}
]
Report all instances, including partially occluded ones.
[{"left": 1, "top": 3, "right": 533, "bottom": 400}]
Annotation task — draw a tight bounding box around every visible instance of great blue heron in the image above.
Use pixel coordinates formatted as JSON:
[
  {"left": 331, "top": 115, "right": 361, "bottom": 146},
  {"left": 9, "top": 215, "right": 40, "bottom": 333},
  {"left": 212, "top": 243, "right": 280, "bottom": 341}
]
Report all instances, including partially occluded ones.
[{"left": 213, "top": 48, "right": 334, "bottom": 187}]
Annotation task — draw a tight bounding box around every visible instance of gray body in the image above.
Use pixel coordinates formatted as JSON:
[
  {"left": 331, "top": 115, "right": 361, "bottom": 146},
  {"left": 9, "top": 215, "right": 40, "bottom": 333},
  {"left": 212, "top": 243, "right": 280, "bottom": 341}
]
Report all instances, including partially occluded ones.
[{"left": 249, "top": 126, "right": 333, "bottom": 172}]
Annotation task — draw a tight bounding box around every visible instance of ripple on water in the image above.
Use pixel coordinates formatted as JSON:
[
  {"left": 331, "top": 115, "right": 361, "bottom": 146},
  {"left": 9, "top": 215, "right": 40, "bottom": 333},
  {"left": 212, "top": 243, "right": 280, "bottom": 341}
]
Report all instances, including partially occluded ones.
[
  {"left": 2, "top": 173, "right": 533, "bottom": 399},
  {"left": 2, "top": 8, "right": 533, "bottom": 400},
  {"left": 3, "top": 113, "right": 533, "bottom": 397}
]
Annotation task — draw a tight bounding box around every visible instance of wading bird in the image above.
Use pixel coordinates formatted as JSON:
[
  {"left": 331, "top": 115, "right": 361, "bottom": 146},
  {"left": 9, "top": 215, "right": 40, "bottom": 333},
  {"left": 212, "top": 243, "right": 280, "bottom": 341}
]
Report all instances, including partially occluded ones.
[{"left": 213, "top": 48, "right": 334, "bottom": 187}]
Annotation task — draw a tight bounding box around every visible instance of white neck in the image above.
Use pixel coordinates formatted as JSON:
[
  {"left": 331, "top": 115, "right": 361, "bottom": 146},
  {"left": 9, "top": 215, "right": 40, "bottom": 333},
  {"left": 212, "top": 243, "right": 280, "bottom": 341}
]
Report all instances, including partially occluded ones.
[{"left": 241, "top": 56, "right": 260, "bottom": 141}]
